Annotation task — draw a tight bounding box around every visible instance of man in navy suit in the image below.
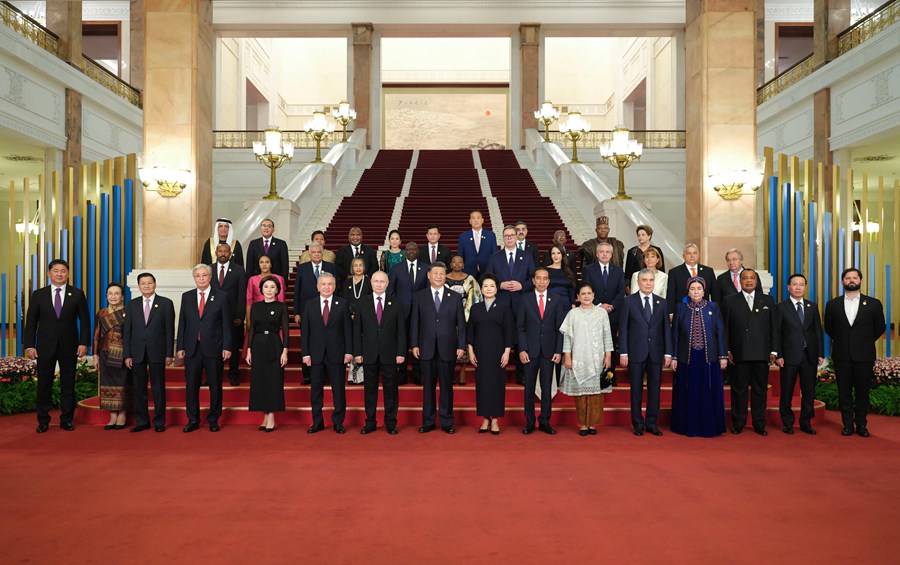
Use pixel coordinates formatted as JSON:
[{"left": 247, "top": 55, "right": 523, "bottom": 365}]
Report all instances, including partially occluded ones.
[
  {"left": 486, "top": 225, "right": 536, "bottom": 309},
  {"left": 209, "top": 243, "right": 247, "bottom": 386},
  {"left": 619, "top": 268, "right": 673, "bottom": 436},
  {"left": 581, "top": 242, "right": 626, "bottom": 349},
  {"left": 410, "top": 262, "right": 467, "bottom": 434},
  {"left": 294, "top": 242, "right": 335, "bottom": 384},
  {"left": 774, "top": 274, "right": 824, "bottom": 435},
  {"left": 517, "top": 268, "right": 565, "bottom": 435},
  {"left": 824, "top": 268, "right": 886, "bottom": 437},
  {"left": 458, "top": 210, "right": 497, "bottom": 277},
  {"left": 24, "top": 259, "right": 91, "bottom": 433},
  {"left": 176, "top": 264, "right": 232, "bottom": 433},
  {"left": 123, "top": 272, "right": 175, "bottom": 432},
  {"left": 301, "top": 272, "right": 353, "bottom": 434},
  {"left": 334, "top": 227, "right": 378, "bottom": 284},
  {"left": 389, "top": 242, "right": 428, "bottom": 384},
  {"left": 245, "top": 218, "right": 289, "bottom": 279}
]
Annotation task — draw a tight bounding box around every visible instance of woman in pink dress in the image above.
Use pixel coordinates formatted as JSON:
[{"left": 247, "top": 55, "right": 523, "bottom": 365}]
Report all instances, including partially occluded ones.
[{"left": 245, "top": 255, "right": 285, "bottom": 346}]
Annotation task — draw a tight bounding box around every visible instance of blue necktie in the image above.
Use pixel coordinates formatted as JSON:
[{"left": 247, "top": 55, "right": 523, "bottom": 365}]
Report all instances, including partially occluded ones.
[
  {"left": 643, "top": 295, "right": 651, "bottom": 321},
  {"left": 314, "top": 264, "right": 320, "bottom": 279},
  {"left": 508, "top": 252, "right": 515, "bottom": 277},
  {"left": 796, "top": 301, "right": 804, "bottom": 323}
]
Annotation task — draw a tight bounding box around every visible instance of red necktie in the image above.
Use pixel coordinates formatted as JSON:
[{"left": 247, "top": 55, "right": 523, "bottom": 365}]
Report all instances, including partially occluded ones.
[
  {"left": 538, "top": 293, "right": 545, "bottom": 320},
  {"left": 198, "top": 291, "right": 205, "bottom": 340},
  {"left": 733, "top": 272, "right": 740, "bottom": 290},
  {"left": 219, "top": 265, "right": 225, "bottom": 286},
  {"left": 322, "top": 299, "right": 330, "bottom": 325}
]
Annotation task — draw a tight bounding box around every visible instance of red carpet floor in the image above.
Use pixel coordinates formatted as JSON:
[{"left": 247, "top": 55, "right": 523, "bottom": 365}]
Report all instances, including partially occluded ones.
[{"left": 2, "top": 411, "right": 898, "bottom": 563}]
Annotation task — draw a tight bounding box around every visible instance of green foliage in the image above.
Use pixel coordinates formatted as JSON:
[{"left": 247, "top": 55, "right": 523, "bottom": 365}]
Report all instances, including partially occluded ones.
[
  {"left": 816, "top": 381, "right": 900, "bottom": 417},
  {"left": 0, "top": 358, "right": 98, "bottom": 416}
]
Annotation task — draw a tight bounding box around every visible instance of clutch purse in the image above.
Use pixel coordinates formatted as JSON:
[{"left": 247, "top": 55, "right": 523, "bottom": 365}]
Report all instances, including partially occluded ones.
[{"left": 599, "top": 367, "right": 617, "bottom": 389}]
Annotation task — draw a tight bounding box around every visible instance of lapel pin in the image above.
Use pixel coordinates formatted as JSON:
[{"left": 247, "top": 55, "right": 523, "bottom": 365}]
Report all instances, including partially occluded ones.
[
  {"left": 862, "top": 301, "right": 867, "bottom": 306},
  {"left": 68, "top": 292, "right": 72, "bottom": 296},
  {"left": 755, "top": 308, "right": 759, "bottom": 312},
  {"left": 387, "top": 301, "right": 392, "bottom": 306},
  {"left": 154, "top": 304, "right": 158, "bottom": 308},
  {"left": 270, "top": 311, "right": 275, "bottom": 315},
  {"left": 708, "top": 311, "right": 712, "bottom": 315},
  {"left": 210, "top": 296, "right": 215, "bottom": 302},
  {"left": 122, "top": 313, "right": 126, "bottom": 317}
]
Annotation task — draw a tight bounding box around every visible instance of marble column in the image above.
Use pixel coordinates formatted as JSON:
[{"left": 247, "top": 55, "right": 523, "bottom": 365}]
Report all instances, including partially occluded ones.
[
  {"left": 685, "top": 0, "right": 758, "bottom": 265},
  {"left": 813, "top": 0, "right": 850, "bottom": 66},
  {"left": 45, "top": 0, "right": 82, "bottom": 66},
  {"left": 519, "top": 24, "right": 540, "bottom": 149},
  {"left": 130, "top": 0, "right": 144, "bottom": 91},
  {"left": 63, "top": 89, "right": 83, "bottom": 212},
  {"left": 141, "top": 0, "right": 213, "bottom": 269},
  {"left": 755, "top": 0, "right": 765, "bottom": 88},
  {"left": 352, "top": 23, "right": 373, "bottom": 149}
]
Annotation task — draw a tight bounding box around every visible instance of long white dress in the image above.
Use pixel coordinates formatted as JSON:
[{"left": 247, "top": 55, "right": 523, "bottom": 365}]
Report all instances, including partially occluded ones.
[{"left": 558, "top": 306, "right": 615, "bottom": 396}]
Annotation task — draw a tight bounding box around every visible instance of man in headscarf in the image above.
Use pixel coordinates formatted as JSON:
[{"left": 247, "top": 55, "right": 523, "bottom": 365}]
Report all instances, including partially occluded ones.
[
  {"left": 578, "top": 216, "right": 624, "bottom": 269},
  {"left": 200, "top": 218, "right": 244, "bottom": 268}
]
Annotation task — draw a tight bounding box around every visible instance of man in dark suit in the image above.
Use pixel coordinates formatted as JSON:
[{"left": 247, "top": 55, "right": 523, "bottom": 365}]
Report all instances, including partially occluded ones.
[
  {"left": 619, "top": 268, "right": 673, "bottom": 436},
  {"left": 410, "top": 262, "right": 466, "bottom": 434},
  {"left": 334, "top": 226, "right": 378, "bottom": 284},
  {"left": 301, "top": 272, "right": 353, "bottom": 434},
  {"left": 244, "top": 218, "right": 289, "bottom": 279},
  {"left": 824, "top": 268, "right": 886, "bottom": 437},
  {"left": 388, "top": 242, "right": 428, "bottom": 384},
  {"left": 293, "top": 242, "right": 335, "bottom": 385},
  {"left": 716, "top": 248, "right": 745, "bottom": 305},
  {"left": 581, "top": 242, "right": 626, "bottom": 350},
  {"left": 774, "top": 273, "right": 824, "bottom": 435},
  {"left": 176, "top": 264, "right": 232, "bottom": 432},
  {"left": 23, "top": 259, "right": 91, "bottom": 433},
  {"left": 486, "top": 225, "right": 536, "bottom": 310},
  {"left": 353, "top": 271, "right": 406, "bottom": 434},
  {"left": 123, "top": 272, "right": 175, "bottom": 433},
  {"left": 723, "top": 269, "right": 779, "bottom": 435},
  {"left": 516, "top": 268, "right": 565, "bottom": 435},
  {"left": 209, "top": 243, "right": 247, "bottom": 386},
  {"left": 667, "top": 242, "right": 717, "bottom": 316},
  {"left": 422, "top": 225, "right": 452, "bottom": 266},
  {"left": 515, "top": 221, "right": 541, "bottom": 266},
  {"left": 458, "top": 210, "right": 497, "bottom": 277}
]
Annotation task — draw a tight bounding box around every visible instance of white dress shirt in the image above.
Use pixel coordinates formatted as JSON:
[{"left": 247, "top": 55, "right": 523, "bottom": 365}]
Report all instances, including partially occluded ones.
[
  {"left": 844, "top": 293, "right": 860, "bottom": 326},
  {"left": 50, "top": 283, "right": 66, "bottom": 307}
]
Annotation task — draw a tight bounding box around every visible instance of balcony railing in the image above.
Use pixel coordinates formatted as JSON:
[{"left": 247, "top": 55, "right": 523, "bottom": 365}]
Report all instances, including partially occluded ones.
[
  {"left": 81, "top": 55, "right": 142, "bottom": 108},
  {"left": 546, "top": 130, "right": 686, "bottom": 149},
  {"left": 838, "top": 0, "right": 900, "bottom": 55},
  {"left": 214, "top": 130, "right": 351, "bottom": 149},
  {"left": 756, "top": 55, "right": 815, "bottom": 105}
]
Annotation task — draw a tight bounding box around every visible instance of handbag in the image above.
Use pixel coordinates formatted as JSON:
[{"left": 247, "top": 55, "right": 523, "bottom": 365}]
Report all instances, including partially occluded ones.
[{"left": 599, "top": 367, "right": 617, "bottom": 389}]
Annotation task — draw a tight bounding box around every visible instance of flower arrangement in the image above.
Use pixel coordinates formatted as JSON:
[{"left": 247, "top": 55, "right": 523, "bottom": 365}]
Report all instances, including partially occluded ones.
[
  {"left": 0, "top": 356, "right": 37, "bottom": 383},
  {"left": 816, "top": 356, "right": 900, "bottom": 417},
  {"left": 873, "top": 357, "right": 900, "bottom": 388},
  {"left": 0, "top": 356, "right": 97, "bottom": 416},
  {"left": 817, "top": 358, "right": 835, "bottom": 384}
]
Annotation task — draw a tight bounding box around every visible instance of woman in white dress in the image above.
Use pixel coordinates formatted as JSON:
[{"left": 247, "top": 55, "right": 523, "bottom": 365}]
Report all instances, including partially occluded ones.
[
  {"left": 559, "top": 282, "right": 615, "bottom": 436},
  {"left": 629, "top": 248, "right": 667, "bottom": 298}
]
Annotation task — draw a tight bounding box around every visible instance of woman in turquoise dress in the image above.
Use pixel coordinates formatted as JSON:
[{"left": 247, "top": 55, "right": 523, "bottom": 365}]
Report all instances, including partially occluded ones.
[{"left": 379, "top": 229, "right": 406, "bottom": 273}]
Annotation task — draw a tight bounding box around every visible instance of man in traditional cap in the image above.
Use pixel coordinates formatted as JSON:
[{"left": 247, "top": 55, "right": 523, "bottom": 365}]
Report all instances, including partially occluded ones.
[
  {"left": 578, "top": 216, "right": 624, "bottom": 269},
  {"left": 200, "top": 218, "right": 244, "bottom": 268}
]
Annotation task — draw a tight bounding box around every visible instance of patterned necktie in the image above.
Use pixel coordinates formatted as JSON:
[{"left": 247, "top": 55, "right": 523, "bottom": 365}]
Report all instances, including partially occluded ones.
[
  {"left": 434, "top": 290, "right": 441, "bottom": 311},
  {"left": 54, "top": 288, "right": 62, "bottom": 318},
  {"left": 644, "top": 295, "right": 652, "bottom": 321},
  {"left": 538, "top": 293, "right": 545, "bottom": 319},
  {"left": 322, "top": 299, "right": 330, "bottom": 325},
  {"left": 264, "top": 240, "right": 270, "bottom": 255},
  {"left": 144, "top": 298, "right": 151, "bottom": 324},
  {"left": 431, "top": 246, "right": 436, "bottom": 263},
  {"left": 376, "top": 296, "right": 383, "bottom": 325},
  {"left": 354, "top": 246, "right": 360, "bottom": 258},
  {"left": 508, "top": 252, "right": 515, "bottom": 277},
  {"left": 796, "top": 301, "right": 804, "bottom": 323},
  {"left": 219, "top": 265, "right": 225, "bottom": 287}
]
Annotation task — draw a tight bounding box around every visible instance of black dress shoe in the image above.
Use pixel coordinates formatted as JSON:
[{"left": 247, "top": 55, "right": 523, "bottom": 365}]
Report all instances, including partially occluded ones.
[
  {"left": 731, "top": 427, "right": 743, "bottom": 434},
  {"left": 114, "top": 424, "right": 125, "bottom": 430},
  {"left": 442, "top": 426, "right": 456, "bottom": 434},
  {"left": 209, "top": 423, "right": 221, "bottom": 432},
  {"left": 301, "top": 377, "right": 311, "bottom": 385},
  {"left": 857, "top": 428, "right": 870, "bottom": 437},
  {"left": 154, "top": 426, "right": 166, "bottom": 433},
  {"left": 258, "top": 426, "right": 267, "bottom": 431},
  {"left": 229, "top": 377, "right": 240, "bottom": 386},
  {"left": 841, "top": 427, "right": 854, "bottom": 436},
  {"left": 588, "top": 428, "right": 598, "bottom": 435},
  {"left": 538, "top": 424, "right": 556, "bottom": 435},
  {"left": 333, "top": 425, "right": 346, "bottom": 434},
  {"left": 183, "top": 422, "right": 200, "bottom": 433},
  {"left": 60, "top": 422, "right": 75, "bottom": 431},
  {"left": 647, "top": 428, "right": 662, "bottom": 436},
  {"left": 753, "top": 427, "right": 768, "bottom": 436},
  {"left": 418, "top": 425, "right": 436, "bottom": 433},
  {"left": 387, "top": 427, "right": 399, "bottom": 435},
  {"left": 522, "top": 425, "right": 535, "bottom": 435},
  {"left": 782, "top": 425, "right": 794, "bottom": 435},
  {"left": 264, "top": 426, "right": 276, "bottom": 433},
  {"left": 36, "top": 424, "right": 49, "bottom": 434},
  {"left": 360, "top": 426, "right": 376, "bottom": 435},
  {"left": 307, "top": 423, "right": 325, "bottom": 434},
  {"left": 578, "top": 429, "right": 589, "bottom": 436},
  {"left": 130, "top": 424, "right": 151, "bottom": 433},
  {"left": 104, "top": 424, "right": 116, "bottom": 430},
  {"left": 800, "top": 426, "right": 817, "bottom": 435},
  {"left": 633, "top": 427, "right": 645, "bottom": 436}
]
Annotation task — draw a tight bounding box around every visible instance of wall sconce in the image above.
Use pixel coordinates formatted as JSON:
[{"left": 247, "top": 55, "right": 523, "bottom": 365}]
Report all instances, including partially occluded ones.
[
  {"left": 305, "top": 111, "right": 335, "bottom": 163},
  {"left": 138, "top": 166, "right": 191, "bottom": 197},
  {"left": 534, "top": 101, "right": 560, "bottom": 143},
  {"left": 253, "top": 127, "right": 294, "bottom": 200},
  {"left": 708, "top": 163, "right": 764, "bottom": 200},
  {"left": 559, "top": 112, "right": 590, "bottom": 163},
  {"left": 331, "top": 101, "right": 356, "bottom": 143}
]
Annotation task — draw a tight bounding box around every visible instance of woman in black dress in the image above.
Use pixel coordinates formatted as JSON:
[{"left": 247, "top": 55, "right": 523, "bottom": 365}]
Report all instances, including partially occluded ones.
[
  {"left": 467, "top": 274, "right": 514, "bottom": 435},
  {"left": 624, "top": 224, "right": 666, "bottom": 293},
  {"left": 245, "top": 276, "right": 289, "bottom": 432},
  {"left": 342, "top": 257, "right": 372, "bottom": 384}
]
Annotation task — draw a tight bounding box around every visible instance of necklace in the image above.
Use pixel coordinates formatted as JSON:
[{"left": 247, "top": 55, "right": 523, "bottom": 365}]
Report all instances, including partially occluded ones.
[{"left": 352, "top": 278, "right": 364, "bottom": 300}]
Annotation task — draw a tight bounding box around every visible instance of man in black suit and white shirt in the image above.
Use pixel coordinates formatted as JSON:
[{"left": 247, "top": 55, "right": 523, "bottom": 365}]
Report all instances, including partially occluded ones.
[
  {"left": 24, "top": 259, "right": 91, "bottom": 433},
  {"left": 209, "top": 243, "right": 247, "bottom": 386},
  {"left": 334, "top": 226, "right": 378, "bottom": 284},
  {"left": 294, "top": 242, "right": 336, "bottom": 385},
  {"left": 353, "top": 271, "right": 406, "bottom": 434},
  {"left": 824, "top": 268, "right": 886, "bottom": 437},
  {"left": 667, "top": 242, "right": 717, "bottom": 316},
  {"left": 123, "top": 272, "right": 175, "bottom": 432},
  {"left": 422, "top": 225, "right": 452, "bottom": 266},
  {"left": 774, "top": 274, "right": 823, "bottom": 435},
  {"left": 515, "top": 221, "right": 541, "bottom": 266},
  {"left": 301, "top": 272, "right": 353, "bottom": 434},
  {"left": 388, "top": 242, "right": 428, "bottom": 385},
  {"left": 177, "top": 264, "right": 232, "bottom": 433},
  {"left": 245, "top": 218, "right": 289, "bottom": 279},
  {"left": 723, "top": 269, "right": 778, "bottom": 435},
  {"left": 716, "top": 248, "right": 745, "bottom": 305}
]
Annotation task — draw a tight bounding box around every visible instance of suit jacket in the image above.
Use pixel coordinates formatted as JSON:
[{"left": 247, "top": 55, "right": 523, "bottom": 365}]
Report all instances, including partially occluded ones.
[
  {"left": 774, "top": 298, "right": 824, "bottom": 365},
  {"left": 387, "top": 260, "right": 429, "bottom": 317},
  {"left": 518, "top": 241, "right": 541, "bottom": 266},
  {"left": 209, "top": 262, "right": 247, "bottom": 322},
  {"left": 245, "top": 236, "right": 289, "bottom": 279},
  {"left": 335, "top": 244, "right": 379, "bottom": 284},
  {"left": 23, "top": 285, "right": 91, "bottom": 356},
  {"left": 122, "top": 294, "right": 175, "bottom": 364},
  {"left": 352, "top": 294, "right": 407, "bottom": 363},
  {"left": 716, "top": 270, "right": 743, "bottom": 304},
  {"left": 458, "top": 229, "right": 497, "bottom": 277},
  {"left": 176, "top": 288, "right": 232, "bottom": 357},
  {"left": 410, "top": 286, "right": 466, "bottom": 361},
  {"left": 619, "top": 292, "right": 672, "bottom": 363},
  {"left": 824, "top": 294, "right": 885, "bottom": 362},
  {"left": 421, "top": 243, "right": 453, "bottom": 266},
  {"left": 300, "top": 294, "right": 353, "bottom": 364},
  {"left": 293, "top": 261, "right": 335, "bottom": 317},
  {"left": 515, "top": 291, "right": 566, "bottom": 359},
  {"left": 722, "top": 291, "right": 778, "bottom": 362},
  {"left": 666, "top": 263, "right": 718, "bottom": 314},
  {"left": 200, "top": 238, "right": 243, "bottom": 268},
  {"left": 485, "top": 248, "right": 536, "bottom": 308},
  {"left": 581, "top": 263, "right": 626, "bottom": 326},
  {"left": 672, "top": 301, "right": 728, "bottom": 363}
]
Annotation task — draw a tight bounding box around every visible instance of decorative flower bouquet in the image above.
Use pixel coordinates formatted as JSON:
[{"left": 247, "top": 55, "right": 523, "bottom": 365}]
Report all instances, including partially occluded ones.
[
  {"left": 0, "top": 356, "right": 36, "bottom": 383},
  {"left": 873, "top": 357, "right": 900, "bottom": 388},
  {"left": 0, "top": 356, "right": 98, "bottom": 415}
]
